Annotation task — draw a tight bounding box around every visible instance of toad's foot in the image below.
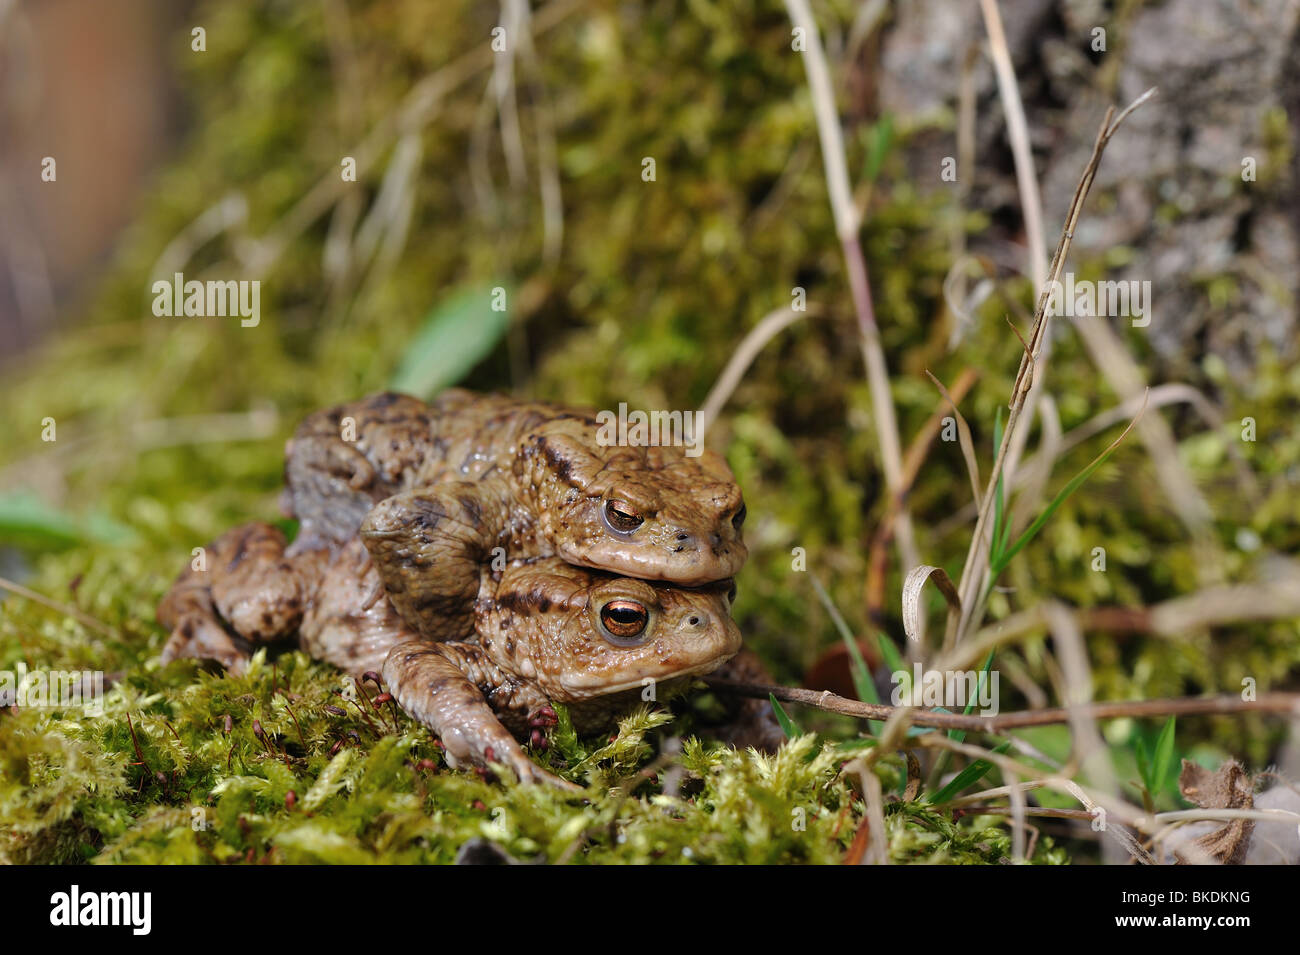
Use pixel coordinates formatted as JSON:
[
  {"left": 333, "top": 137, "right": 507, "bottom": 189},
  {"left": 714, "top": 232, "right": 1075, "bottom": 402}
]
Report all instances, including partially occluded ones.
[
  {"left": 382, "top": 640, "right": 581, "bottom": 791},
  {"left": 360, "top": 481, "right": 514, "bottom": 641},
  {"left": 703, "top": 648, "right": 786, "bottom": 753},
  {"left": 158, "top": 585, "right": 252, "bottom": 674},
  {"left": 157, "top": 522, "right": 305, "bottom": 674}
]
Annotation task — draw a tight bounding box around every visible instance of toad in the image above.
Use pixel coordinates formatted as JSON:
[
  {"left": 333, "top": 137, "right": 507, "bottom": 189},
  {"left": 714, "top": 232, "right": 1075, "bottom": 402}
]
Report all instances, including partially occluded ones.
[
  {"left": 280, "top": 390, "right": 748, "bottom": 640},
  {"left": 158, "top": 522, "right": 743, "bottom": 787}
]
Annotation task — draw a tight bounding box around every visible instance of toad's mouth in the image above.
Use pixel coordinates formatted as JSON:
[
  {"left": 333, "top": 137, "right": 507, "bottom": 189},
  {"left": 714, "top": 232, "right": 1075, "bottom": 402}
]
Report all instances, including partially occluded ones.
[
  {"left": 560, "top": 542, "right": 747, "bottom": 587},
  {"left": 557, "top": 652, "right": 738, "bottom": 699}
]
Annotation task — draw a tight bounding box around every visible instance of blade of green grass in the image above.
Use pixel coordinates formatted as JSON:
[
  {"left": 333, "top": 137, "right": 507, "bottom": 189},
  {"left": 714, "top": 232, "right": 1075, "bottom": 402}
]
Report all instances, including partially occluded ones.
[
  {"left": 769, "top": 694, "right": 802, "bottom": 739},
  {"left": 928, "top": 741, "right": 1012, "bottom": 804},
  {"left": 929, "top": 652, "right": 998, "bottom": 782},
  {"left": 861, "top": 113, "right": 894, "bottom": 183},
  {"left": 1135, "top": 738, "right": 1152, "bottom": 794},
  {"left": 877, "top": 632, "right": 906, "bottom": 681},
  {"left": 810, "top": 576, "right": 877, "bottom": 704},
  {"left": 1152, "top": 717, "right": 1176, "bottom": 796},
  {"left": 991, "top": 398, "right": 1146, "bottom": 575},
  {"left": 948, "top": 651, "right": 996, "bottom": 743},
  {"left": 843, "top": 638, "right": 878, "bottom": 705},
  {"left": 0, "top": 490, "right": 136, "bottom": 550}
]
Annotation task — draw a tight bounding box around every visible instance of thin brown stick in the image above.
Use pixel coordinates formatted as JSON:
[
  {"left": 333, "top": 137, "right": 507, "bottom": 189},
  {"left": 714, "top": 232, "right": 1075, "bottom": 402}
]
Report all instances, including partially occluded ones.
[
  {"left": 704, "top": 677, "right": 1299, "bottom": 733},
  {"left": 0, "top": 575, "right": 118, "bottom": 639},
  {"left": 951, "top": 806, "right": 1095, "bottom": 822}
]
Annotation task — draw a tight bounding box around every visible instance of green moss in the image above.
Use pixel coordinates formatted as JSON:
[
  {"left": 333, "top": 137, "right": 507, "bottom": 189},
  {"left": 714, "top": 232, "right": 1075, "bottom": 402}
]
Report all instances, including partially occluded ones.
[{"left": 2, "top": 0, "right": 1297, "bottom": 863}]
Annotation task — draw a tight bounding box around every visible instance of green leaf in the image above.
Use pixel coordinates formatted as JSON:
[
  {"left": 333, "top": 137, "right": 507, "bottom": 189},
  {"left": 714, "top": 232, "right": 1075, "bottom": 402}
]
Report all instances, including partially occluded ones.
[
  {"left": 928, "top": 741, "right": 1011, "bottom": 804},
  {"left": 844, "top": 639, "right": 877, "bottom": 704},
  {"left": 769, "top": 694, "right": 802, "bottom": 740},
  {"left": 389, "top": 283, "right": 512, "bottom": 397},
  {"left": 1135, "top": 738, "right": 1152, "bottom": 794},
  {"left": 810, "top": 576, "right": 876, "bottom": 703},
  {"left": 0, "top": 490, "right": 136, "bottom": 550},
  {"left": 831, "top": 738, "right": 878, "bottom": 756},
  {"left": 928, "top": 652, "right": 998, "bottom": 782},
  {"left": 861, "top": 114, "right": 894, "bottom": 184},
  {"left": 991, "top": 400, "right": 1145, "bottom": 576},
  {"left": 948, "top": 651, "right": 996, "bottom": 742},
  {"left": 876, "top": 632, "right": 906, "bottom": 681},
  {"left": 1152, "top": 717, "right": 1177, "bottom": 795}
]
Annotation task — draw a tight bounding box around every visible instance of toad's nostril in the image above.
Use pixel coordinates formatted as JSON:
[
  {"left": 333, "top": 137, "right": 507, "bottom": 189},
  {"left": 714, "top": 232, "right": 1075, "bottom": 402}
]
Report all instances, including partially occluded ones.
[{"left": 687, "top": 613, "right": 708, "bottom": 628}]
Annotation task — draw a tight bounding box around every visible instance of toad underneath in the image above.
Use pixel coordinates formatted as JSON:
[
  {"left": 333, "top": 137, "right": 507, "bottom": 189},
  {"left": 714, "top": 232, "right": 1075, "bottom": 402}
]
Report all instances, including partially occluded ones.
[{"left": 158, "top": 523, "right": 747, "bottom": 788}]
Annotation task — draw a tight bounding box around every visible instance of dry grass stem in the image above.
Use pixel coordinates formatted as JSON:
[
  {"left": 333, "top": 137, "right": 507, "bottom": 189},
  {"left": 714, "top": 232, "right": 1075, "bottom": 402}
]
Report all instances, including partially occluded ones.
[
  {"left": 783, "top": 0, "right": 919, "bottom": 579},
  {"left": 697, "top": 304, "right": 820, "bottom": 442},
  {"left": 0, "top": 576, "right": 118, "bottom": 639}
]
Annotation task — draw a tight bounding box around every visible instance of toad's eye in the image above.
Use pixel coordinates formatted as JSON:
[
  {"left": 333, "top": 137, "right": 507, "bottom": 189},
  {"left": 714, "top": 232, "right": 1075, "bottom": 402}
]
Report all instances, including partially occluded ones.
[
  {"left": 603, "top": 500, "right": 645, "bottom": 534},
  {"left": 727, "top": 582, "right": 737, "bottom": 604},
  {"left": 731, "top": 502, "right": 747, "bottom": 530},
  {"left": 599, "top": 599, "right": 649, "bottom": 643}
]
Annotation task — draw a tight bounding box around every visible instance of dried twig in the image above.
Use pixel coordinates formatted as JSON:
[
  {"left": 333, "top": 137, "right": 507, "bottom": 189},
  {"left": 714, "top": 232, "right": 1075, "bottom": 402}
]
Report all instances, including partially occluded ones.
[{"left": 703, "top": 677, "right": 1300, "bottom": 732}]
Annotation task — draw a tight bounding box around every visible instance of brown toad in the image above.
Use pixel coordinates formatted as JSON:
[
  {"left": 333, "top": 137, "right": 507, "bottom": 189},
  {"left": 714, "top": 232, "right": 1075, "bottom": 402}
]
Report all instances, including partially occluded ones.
[
  {"left": 281, "top": 390, "right": 748, "bottom": 640},
  {"left": 158, "top": 522, "right": 744, "bottom": 787}
]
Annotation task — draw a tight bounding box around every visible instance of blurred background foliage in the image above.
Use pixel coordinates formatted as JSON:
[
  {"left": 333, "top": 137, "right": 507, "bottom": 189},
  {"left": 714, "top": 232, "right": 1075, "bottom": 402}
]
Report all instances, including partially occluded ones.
[{"left": 1, "top": 0, "right": 1297, "bottom": 863}]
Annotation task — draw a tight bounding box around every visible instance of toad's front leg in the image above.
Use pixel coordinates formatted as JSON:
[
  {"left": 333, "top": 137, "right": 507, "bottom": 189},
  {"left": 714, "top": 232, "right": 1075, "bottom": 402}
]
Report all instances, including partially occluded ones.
[
  {"left": 360, "top": 479, "right": 518, "bottom": 641},
  {"left": 382, "top": 640, "right": 579, "bottom": 790}
]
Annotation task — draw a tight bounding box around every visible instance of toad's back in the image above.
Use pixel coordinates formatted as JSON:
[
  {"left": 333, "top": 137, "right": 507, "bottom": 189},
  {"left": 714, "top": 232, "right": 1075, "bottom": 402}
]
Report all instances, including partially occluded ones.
[{"left": 282, "top": 389, "right": 603, "bottom": 545}]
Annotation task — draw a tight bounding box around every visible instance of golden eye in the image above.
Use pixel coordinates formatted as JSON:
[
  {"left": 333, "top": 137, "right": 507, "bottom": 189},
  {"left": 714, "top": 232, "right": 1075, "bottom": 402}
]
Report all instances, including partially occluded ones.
[
  {"left": 599, "top": 599, "right": 649, "bottom": 642},
  {"left": 603, "top": 499, "right": 645, "bottom": 534},
  {"left": 731, "top": 502, "right": 747, "bottom": 529}
]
